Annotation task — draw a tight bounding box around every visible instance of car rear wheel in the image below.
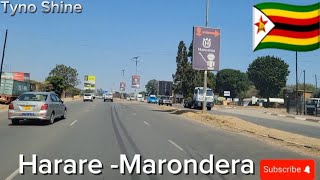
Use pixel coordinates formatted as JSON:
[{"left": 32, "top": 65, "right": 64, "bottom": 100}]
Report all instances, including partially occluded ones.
[
  {"left": 207, "top": 107, "right": 212, "bottom": 111},
  {"left": 49, "top": 113, "right": 55, "bottom": 124},
  {"left": 12, "top": 119, "right": 20, "bottom": 125},
  {"left": 62, "top": 109, "right": 67, "bottom": 119}
]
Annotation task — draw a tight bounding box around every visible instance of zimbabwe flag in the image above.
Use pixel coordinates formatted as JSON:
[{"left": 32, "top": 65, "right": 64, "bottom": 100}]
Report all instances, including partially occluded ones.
[{"left": 253, "top": 2, "right": 320, "bottom": 52}]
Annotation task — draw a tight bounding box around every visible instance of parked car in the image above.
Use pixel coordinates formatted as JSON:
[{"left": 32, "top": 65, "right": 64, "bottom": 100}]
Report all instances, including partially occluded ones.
[
  {"left": 148, "top": 96, "right": 158, "bottom": 104},
  {"left": 83, "top": 93, "right": 93, "bottom": 102},
  {"left": 158, "top": 96, "right": 172, "bottom": 106},
  {"left": 306, "top": 98, "right": 320, "bottom": 115},
  {"left": 8, "top": 92, "right": 67, "bottom": 125}
]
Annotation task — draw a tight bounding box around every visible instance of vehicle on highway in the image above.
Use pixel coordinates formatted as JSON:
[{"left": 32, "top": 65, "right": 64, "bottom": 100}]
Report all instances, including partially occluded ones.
[
  {"left": 306, "top": 98, "right": 320, "bottom": 115},
  {"left": 184, "top": 87, "right": 214, "bottom": 110},
  {"left": 158, "top": 96, "right": 172, "bottom": 106},
  {"left": 147, "top": 96, "right": 158, "bottom": 104},
  {"left": 137, "top": 94, "right": 144, "bottom": 102},
  {"left": 0, "top": 72, "right": 31, "bottom": 104},
  {"left": 8, "top": 92, "right": 67, "bottom": 125},
  {"left": 103, "top": 92, "right": 113, "bottom": 102},
  {"left": 83, "top": 93, "right": 94, "bottom": 102},
  {"left": 130, "top": 94, "right": 136, "bottom": 101}
]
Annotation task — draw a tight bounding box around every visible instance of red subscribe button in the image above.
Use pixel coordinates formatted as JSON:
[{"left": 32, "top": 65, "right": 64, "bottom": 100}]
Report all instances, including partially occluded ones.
[{"left": 260, "top": 160, "right": 316, "bottom": 180}]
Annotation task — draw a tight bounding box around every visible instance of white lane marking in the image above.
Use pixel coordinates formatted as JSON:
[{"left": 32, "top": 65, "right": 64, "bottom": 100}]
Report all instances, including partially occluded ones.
[
  {"left": 70, "top": 120, "right": 78, "bottom": 126},
  {"left": 168, "top": 140, "right": 184, "bottom": 151},
  {"left": 144, "top": 121, "right": 151, "bottom": 126},
  {"left": 110, "top": 165, "right": 119, "bottom": 169},
  {"left": 5, "top": 168, "right": 19, "bottom": 180}
]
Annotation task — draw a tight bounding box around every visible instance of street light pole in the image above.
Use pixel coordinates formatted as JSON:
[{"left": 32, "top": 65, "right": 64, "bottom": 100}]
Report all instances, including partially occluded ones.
[
  {"left": 202, "top": 0, "right": 209, "bottom": 113},
  {"left": 0, "top": 29, "right": 8, "bottom": 88},
  {"left": 315, "top": 74, "right": 318, "bottom": 92}
]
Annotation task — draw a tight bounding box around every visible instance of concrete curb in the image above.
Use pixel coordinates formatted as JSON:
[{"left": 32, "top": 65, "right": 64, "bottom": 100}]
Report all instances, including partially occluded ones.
[{"left": 264, "top": 112, "right": 320, "bottom": 123}]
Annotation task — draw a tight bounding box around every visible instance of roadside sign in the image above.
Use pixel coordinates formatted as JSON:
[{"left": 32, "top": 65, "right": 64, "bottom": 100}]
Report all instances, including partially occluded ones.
[
  {"left": 120, "top": 82, "right": 126, "bottom": 91},
  {"left": 192, "top": 26, "right": 220, "bottom": 71},
  {"left": 224, "top": 91, "right": 230, "bottom": 97},
  {"left": 131, "top": 75, "right": 140, "bottom": 89}
]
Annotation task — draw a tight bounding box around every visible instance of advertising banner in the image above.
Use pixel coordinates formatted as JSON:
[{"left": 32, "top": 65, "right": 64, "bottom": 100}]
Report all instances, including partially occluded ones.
[
  {"left": 120, "top": 82, "right": 126, "bottom": 91},
  {"left": 192, "top": 26, "right": 220, "bottom": 71},
  {"left": 84, "top": 75, "right": 96, "bottom": 90},
  {"left": 131, "top": 75, "right": 140, "bottom": 89}
]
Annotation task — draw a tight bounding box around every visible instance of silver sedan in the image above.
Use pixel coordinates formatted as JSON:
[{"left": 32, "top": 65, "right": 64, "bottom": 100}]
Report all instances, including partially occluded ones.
[{"left": 8, "top": 92, "right": 67, "bottom": 125}]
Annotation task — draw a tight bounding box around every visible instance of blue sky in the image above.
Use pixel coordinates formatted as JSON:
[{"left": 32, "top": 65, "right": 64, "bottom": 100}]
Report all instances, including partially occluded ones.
[{"left": 0, "top": 0, "right": 319, "bottom": 92}]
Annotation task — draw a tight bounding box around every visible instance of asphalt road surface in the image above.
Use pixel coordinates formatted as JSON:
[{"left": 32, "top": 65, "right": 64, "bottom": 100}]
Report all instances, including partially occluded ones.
[{"left": 0, "top": 100, "right": 318, "bottom": 180}]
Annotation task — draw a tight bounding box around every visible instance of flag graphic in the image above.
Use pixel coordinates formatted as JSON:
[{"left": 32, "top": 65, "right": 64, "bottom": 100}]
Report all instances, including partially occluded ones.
[{"left": 253, "top": 2, "right": 320, "bottom": 52}]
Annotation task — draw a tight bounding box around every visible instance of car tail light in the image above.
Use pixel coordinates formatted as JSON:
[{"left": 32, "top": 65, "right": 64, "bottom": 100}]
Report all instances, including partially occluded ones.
[
  {"left": 9, "top": 103, "right": 14, "bottom": 109},
  {"left": 41, "top": 104, "right": 48, "bottom": 110}
]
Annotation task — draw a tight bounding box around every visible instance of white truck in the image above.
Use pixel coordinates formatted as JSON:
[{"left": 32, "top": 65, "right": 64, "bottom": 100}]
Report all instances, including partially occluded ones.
[{"left": 184, "top": 87, "right": 214, "bottom": 110}]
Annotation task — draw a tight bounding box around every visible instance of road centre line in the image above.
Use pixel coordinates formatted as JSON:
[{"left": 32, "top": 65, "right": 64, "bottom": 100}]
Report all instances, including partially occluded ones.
[
  {"left": 168, "top": 140, "right": 184, "bottom": 151},
  {"left": 5, "top": 168, "right": 19, "bottom": 180},
  {"left": 70, "top": 120, "right": 78, "bottom": 126},
  {"left": 144, "top": 121, "right": 151, "bottom": 126}
]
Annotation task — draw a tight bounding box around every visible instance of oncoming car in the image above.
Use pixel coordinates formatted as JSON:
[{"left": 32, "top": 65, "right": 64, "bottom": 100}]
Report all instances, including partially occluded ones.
[{"left": 8, "top": 92, "right": 67, "bottom": 125}]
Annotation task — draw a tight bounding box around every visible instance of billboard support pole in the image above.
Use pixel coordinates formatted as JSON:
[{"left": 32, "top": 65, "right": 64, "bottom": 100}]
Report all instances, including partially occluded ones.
[
  {"left": 295, "top": 51, "right": 298, "bottom": 115},
  {"left": 202, "top": 0, "right": 209, "bottom": 113},
  {"left": 131, "top": 56, "right": 140, "bottom": 99},
  {"left": 0, "top": 29, "right": 8, "bottom": 88}
]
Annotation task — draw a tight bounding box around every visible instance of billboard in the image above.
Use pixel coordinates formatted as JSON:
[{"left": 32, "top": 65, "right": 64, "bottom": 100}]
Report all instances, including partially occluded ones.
[
  {"left": 120, "top": 82, "right": 126, "bottom": 91},
  {"left": 158, "top": 81, "right": 173, "bottom": 96},
  {"left": 192, "top": 26, "right": 220, "bottom": 71},
  {"left": 131, "top": 75, "right": 140, "bottom": 89},
  {"left": 84, "top": 75, "right": 96, "bottom": 90}
]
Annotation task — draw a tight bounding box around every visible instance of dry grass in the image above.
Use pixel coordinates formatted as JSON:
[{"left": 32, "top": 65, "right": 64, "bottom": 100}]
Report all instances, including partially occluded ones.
[{"left": 157, "top": 106, "right": 320, "bottom": 157}]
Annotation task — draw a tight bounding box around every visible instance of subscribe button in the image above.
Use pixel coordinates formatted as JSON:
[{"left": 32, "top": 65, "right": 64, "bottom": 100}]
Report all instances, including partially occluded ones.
[{"left": 260, "top": 160, "right": 316, "bottom": 180}]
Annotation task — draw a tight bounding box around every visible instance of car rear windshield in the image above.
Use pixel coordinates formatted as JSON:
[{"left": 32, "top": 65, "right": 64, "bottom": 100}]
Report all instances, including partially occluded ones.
[
  {"left": 84, "top": 94, "right": 92, "bottom": 96},
  {"left": 18, "top": 94, "right": 48, "bottom": 102}
]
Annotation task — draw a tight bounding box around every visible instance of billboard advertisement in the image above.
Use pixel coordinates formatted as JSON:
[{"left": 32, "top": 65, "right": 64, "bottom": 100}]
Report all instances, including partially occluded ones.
[
  {"left": 84, "top": 75, "right": 96, "bottom": 90},
  {"left": 120, "top": 82, "right": 126, "bottom": 91},
  {"left": 131, "top": 75, "right": 140, "bottom": 89},
  {"left": 192, "top": 26, "right": 220, "bottom": 71}
]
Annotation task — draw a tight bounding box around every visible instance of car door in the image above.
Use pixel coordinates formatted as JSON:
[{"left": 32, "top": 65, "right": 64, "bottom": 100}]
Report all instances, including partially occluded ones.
[
  {"left": 49, "top": 94, "right": 59, "bottom": 117},
  {"left": 55, "top": 95, "right": 64, "bottom": 116}
]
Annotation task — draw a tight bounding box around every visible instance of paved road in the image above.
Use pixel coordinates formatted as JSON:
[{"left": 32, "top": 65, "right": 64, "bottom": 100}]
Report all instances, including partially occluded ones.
[
  {"left": 173, "top": 104, "right": 320, "bottom": 139},
  {"left": 0, "top": 100, "right": 318, "bottom": 180}
]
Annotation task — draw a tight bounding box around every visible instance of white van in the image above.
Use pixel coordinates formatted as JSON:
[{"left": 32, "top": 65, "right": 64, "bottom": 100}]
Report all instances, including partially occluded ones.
[{"left": 137, "top": 94, "right": 144, "bottom": 102}]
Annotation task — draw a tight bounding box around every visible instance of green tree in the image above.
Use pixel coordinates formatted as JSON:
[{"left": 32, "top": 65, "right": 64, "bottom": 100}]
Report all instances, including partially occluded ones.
[
  {"left": 215, "top": 69, "right": 250, "bottom": 98},
  {"left": 145, "top": 79, "right": 158, "bottom": 95},
  {"left": 286, "top": 83, "right": 317, "bottom": 93},
  {"left": 48, "top": 64, "right": 80, "bottom": 97},
  {"left": 314, "top": 91, "right": 320, "bottom": 98},
  {"left": 46, "top": 76, "right": 65, "bottom": 97},
  {"left": 65, "top": 87, "right": 81, "bottom": 97},
  {"left": 247, "top": 56, "right": 290, "bottom": 98}
]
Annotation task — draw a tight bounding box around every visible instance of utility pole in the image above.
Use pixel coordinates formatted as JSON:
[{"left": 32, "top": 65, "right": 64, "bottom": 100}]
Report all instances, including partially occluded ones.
[
  {"left": 303, "top": 70, "right": 306, "bottom": 115},
  {"left": 121, "top": 69, "right": 125, "bottom": 79},
  {"left": 202, "top": 0, "right": 209, "bottom": 113},
  {"left": 315, "top": 74, "right": 318, "bottom": 92},
  {"left": 131, "top": 56, "right": 140, "bottom": 75},
  {"left": 131, "top": 56, "right": 140, "bottom": 98},
  {"left": 0, "top": 29, "right": 8, "bottom": 88}
]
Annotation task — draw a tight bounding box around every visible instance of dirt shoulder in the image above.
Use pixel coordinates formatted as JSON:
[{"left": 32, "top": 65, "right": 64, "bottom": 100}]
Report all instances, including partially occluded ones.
[{"left": 156, "top": 105, "right": 320, "bottom": 157}]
